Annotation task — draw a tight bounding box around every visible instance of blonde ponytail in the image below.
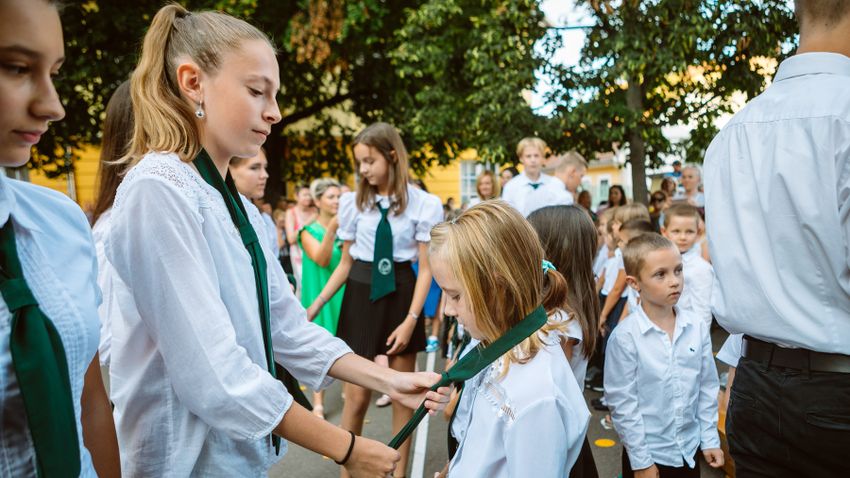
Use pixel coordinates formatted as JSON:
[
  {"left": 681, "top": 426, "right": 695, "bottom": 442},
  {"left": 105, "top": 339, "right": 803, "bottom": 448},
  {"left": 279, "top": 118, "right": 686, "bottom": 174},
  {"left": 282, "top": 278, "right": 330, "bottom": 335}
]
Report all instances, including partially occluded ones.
[{"left": 120, "top": 3, "right": 272, "bottom": 166}]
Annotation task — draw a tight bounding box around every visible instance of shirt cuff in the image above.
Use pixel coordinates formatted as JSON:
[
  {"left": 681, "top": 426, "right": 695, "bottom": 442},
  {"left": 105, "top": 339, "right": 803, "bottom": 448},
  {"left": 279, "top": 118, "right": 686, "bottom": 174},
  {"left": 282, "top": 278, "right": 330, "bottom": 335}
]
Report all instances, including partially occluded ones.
[
  {"left": 700, "top": 430, "right": 721, "bottom": 451},
  {"left": 248, "top": 390, "right": 293, "bottom": 442},
  {"left": 626, "top": 445, "right": 654, "bottom": 471},
  {"left": 314, "top": 343, "right": 354, "bottom": 391}
]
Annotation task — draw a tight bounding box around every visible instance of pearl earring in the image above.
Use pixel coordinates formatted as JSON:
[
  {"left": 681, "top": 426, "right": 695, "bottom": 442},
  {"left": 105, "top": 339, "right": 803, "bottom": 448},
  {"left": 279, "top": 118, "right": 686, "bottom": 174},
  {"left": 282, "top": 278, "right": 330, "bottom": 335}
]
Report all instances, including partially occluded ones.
[{"left": 195, "top": 101, "right": 205, "bottom": 119}]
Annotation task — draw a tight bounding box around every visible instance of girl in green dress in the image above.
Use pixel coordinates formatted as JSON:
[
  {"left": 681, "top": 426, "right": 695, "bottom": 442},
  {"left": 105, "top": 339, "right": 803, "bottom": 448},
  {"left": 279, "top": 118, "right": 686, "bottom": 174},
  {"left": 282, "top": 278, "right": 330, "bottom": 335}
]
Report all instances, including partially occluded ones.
[{"left": 299, "top": 178, "right": 345, "bottom": 419}]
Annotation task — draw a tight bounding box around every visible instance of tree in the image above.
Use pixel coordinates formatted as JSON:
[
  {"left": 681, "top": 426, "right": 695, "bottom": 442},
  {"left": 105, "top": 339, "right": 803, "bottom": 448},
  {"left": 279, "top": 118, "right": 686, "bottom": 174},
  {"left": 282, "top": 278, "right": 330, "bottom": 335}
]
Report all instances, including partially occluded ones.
[
  {"left": 549, "top": 0, "right": 797, "bottom": 203},
  {"left": 34, "top": 0, "right": 560, "bottom": 204}
]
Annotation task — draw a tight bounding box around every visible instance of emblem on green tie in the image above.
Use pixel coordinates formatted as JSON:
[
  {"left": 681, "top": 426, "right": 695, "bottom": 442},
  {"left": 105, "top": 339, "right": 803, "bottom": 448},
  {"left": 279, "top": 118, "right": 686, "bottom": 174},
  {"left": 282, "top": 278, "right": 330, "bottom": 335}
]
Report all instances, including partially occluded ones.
[{"left": 370, "top": 204, "right": 396, "bottom": 301}]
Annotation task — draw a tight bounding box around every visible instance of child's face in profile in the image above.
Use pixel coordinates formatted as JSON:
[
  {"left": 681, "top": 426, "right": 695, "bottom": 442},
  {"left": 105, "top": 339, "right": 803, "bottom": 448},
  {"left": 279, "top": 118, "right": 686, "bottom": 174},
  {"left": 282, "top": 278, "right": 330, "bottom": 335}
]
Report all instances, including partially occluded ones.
[
  {"left": 627, "top": 246, "right": 684, "bottom": 308},
  {"left": 662, "top": 215, "right": 699, "bottom": 254},
  {"left": 431, "top": 255, "right": 481, "bottom": 340}
]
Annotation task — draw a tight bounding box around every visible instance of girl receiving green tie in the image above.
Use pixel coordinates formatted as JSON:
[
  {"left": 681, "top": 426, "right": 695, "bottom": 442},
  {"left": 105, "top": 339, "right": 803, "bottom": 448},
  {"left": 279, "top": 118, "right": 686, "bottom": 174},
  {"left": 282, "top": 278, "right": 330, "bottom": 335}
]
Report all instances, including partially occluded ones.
[{"left": 308, "top": 122, "right": 444, "bottom": 478}]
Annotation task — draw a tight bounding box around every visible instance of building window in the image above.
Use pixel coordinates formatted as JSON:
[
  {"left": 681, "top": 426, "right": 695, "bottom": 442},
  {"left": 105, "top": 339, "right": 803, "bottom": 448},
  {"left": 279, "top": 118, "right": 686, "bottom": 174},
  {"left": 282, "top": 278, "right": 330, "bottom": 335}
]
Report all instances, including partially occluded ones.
[{"left": 460, "top": 161, "right": 481, "bottom": 206}]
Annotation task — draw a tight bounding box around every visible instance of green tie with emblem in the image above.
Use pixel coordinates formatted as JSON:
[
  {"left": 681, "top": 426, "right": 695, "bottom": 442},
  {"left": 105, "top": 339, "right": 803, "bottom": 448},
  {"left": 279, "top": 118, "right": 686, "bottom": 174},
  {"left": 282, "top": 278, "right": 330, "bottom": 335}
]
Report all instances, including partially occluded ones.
[
  {"left": 370, "top": 203, "right": 395, "bottom": 302},
  {"left": 0, "top": 220, "right": 81, "bottom": 477},
  {"left": 193, "top": 149, "right": 310, "bottom": 453}
]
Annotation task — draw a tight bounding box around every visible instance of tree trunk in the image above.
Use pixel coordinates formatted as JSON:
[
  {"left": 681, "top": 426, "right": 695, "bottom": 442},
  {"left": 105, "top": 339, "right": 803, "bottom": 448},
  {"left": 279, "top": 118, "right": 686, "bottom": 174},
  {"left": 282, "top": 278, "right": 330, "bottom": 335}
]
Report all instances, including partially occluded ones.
[
  {"left": 626, "top": 77, "right": 648, "bottom": 205},
  {"left": 264, "top": 125, "right": 287, "bottom": 207}
]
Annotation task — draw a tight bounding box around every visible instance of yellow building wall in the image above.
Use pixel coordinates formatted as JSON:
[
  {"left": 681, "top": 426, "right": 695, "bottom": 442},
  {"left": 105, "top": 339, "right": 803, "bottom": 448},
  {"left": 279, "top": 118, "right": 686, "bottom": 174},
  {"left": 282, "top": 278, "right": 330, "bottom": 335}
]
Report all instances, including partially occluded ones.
[
  {"left": 29, "top": 146, "right": 100, "bottom": 208},
  {"left": 416, "top": 161, "right": 461, "bottom": 204}
]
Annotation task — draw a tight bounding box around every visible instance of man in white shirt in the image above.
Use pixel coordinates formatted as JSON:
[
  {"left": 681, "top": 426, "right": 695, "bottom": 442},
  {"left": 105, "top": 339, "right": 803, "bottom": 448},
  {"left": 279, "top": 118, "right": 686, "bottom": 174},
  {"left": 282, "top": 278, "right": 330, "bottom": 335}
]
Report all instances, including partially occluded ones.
[
  {"left": 704, "top": 1, "right": 850, "bottom": 475},
  {"left": 550, "top": 150, "right": 587, "bottom": 205},
  {"left": 501, "top": 137, "right": 572, "bottom": 216}
]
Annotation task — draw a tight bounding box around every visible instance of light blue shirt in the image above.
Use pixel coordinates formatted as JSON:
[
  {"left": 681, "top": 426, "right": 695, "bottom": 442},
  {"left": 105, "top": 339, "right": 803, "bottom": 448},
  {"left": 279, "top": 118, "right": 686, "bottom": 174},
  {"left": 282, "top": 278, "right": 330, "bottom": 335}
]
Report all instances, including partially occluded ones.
[
  {"left": 705, "top": 52, "right": 850, "bottom": 353},
  {"left": 604, "top": 305, "right": 720, "bottom": 470},
  {"left": 0, "top": 174, "right": 100, "bottom": 478}
]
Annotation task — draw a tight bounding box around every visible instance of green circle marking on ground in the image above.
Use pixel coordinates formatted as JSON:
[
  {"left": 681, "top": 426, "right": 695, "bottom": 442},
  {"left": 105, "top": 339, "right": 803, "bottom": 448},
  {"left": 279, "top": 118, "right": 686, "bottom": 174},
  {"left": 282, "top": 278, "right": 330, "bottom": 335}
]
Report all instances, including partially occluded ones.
[{"left": 594, "top": 438, "right": 616, "bottom": 448}]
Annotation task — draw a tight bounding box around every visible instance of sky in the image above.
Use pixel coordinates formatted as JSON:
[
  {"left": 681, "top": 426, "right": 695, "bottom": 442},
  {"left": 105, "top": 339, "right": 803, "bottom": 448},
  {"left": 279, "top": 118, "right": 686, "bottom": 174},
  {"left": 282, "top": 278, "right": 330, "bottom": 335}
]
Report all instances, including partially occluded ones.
[{"left": 532, "top": 0, "right": 588, "bottom": 115}]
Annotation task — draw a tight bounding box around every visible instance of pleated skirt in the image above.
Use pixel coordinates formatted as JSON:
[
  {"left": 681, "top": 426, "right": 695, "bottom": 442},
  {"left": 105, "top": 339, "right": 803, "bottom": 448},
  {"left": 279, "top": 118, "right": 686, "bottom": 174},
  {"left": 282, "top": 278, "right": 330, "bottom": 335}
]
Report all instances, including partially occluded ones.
[{"left": 336, "top": 260, "right": 426, "bottom": 359}]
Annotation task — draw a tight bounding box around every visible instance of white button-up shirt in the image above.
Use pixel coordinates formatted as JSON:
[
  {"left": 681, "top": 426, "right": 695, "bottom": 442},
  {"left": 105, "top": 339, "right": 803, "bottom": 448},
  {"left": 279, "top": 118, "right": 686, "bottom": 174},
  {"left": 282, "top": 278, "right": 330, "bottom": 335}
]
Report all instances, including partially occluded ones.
[
  {"left": 337, "top": 186, "right": 443, "bottom": 262},
  {"left": 501, "top": 172, "right": 572, "bottom": 217},
  {"left": 678, "top": 247, "right": 713, "bottom": 326},
  {"left": 0, "top": 175, "right": 100, "bottom": 478},
  {"left": 705, "top": 52, "right": 850, "bottom": 354},
  {"left": 106, "top": 152, "right": 351, "bottom": 477},
  {"left": 604, "top": 306, "right": 720, "bottom": 470},
  {"left": 449, "top": 330, "right": 590, "bottom": 477}
]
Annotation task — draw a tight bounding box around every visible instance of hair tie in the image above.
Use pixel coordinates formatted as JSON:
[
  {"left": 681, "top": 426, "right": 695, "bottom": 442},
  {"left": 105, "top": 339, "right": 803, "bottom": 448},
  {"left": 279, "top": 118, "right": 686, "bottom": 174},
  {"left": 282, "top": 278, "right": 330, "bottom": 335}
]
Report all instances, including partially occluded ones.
[{"left": 542, "top": 259, "right": 557, "bottom": 275}]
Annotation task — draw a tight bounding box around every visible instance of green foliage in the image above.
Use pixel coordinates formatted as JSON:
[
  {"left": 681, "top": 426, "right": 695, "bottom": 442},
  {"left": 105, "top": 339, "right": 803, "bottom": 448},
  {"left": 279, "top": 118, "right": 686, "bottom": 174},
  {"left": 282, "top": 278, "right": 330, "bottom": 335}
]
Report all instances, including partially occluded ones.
[
  {"left": 36, "top": 0, "right": 557, "bottom": 196},
  {"left": 549, "top": 0, "right": 797, "bottom": 201}
]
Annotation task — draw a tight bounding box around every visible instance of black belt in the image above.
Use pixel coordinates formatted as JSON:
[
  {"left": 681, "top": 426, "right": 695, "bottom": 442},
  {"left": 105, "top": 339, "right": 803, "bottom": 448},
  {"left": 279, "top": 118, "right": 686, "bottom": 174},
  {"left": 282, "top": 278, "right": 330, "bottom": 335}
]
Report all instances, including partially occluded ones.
[{"left": 742, "top": 335, "right": 850, "bottom": 374}]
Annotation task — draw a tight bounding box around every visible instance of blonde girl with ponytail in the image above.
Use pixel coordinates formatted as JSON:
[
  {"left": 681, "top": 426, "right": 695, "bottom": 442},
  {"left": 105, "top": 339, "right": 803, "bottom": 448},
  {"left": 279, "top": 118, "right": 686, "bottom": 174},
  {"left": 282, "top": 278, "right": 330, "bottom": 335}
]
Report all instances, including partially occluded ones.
[{"left": 105, "top": 4, "right": 447, "bottom": 477}]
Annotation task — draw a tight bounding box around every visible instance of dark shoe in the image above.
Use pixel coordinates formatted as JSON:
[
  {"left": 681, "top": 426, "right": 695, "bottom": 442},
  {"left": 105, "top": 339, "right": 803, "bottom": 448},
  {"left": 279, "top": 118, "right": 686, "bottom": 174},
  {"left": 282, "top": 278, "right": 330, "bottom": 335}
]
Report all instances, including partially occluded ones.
[{"left": 591, "top": 398, "right": 609, "bottom": 411}]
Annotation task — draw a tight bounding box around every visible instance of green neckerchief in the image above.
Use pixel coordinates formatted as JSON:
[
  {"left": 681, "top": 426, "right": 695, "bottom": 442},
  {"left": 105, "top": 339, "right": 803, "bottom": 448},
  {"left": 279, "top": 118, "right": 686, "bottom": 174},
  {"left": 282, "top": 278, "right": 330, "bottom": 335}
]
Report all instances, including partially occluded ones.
[
  {"left": 193, "top": 150, "right": 310, "bottom": 453},
  {"left": 370, "top": 203, "right": 396, "bottom": 302},
  {"left": 388, "top": 306, "right": 548, "bottom": 450},
  {"left": 0, "top": 220, "right": 81, "bottom": 477}
]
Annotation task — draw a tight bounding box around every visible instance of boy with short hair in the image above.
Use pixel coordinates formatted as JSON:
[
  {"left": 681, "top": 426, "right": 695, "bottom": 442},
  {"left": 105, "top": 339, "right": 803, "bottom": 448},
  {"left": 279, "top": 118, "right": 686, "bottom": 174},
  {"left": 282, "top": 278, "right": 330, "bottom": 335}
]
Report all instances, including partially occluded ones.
[
  {"left": 661, "top": 204, "right": 714, "bottom": 325},
  {"left": 605, "top": 234, "right": 723, "bottom": 478},
  {"left": 501, "top": 137, "right": 571, "bottom": 216}
]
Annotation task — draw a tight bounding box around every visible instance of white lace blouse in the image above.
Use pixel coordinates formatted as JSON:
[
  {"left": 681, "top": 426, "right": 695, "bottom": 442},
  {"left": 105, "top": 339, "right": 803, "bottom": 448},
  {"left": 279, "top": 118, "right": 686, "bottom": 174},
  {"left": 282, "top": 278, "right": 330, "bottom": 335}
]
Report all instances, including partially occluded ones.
[
  {"left": 448, "top": 331, "right": 590, "bottom": 477},
  {"left": 105, "top": 152, "right": 351, "bottom": 477}
]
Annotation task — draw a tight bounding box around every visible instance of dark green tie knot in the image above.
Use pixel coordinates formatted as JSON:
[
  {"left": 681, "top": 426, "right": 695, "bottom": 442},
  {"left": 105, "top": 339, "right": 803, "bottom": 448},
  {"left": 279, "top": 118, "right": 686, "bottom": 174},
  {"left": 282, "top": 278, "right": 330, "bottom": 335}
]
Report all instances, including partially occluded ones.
[
  {"left": 529, "top": 182, "right": 542, "bottom": 190},
  {"left": 0, "top": 278, "right": 38, "bottom": 312}
]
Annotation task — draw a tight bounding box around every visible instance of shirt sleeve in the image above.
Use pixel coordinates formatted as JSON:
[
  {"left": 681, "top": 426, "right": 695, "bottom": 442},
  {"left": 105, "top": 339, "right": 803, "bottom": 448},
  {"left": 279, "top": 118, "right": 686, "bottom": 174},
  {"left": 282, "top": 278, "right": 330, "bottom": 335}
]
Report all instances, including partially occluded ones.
[
  {"left": 504, "top": 398, "right": 573, "bottom": 477},
  {"left": 689, "top": 262, "right": 714, "bottom": 325},
  {"left": 337, "top": 192, "right": 357, "bottom": 242},
  {"left": 414, "top": 191, "right": 445, "bottom": 242},
  {"left": 697, "top": 322, "right": 722, "bottom": 450},
  {"left": 604, "top": 330, "right": 654, "bottom": 471},
  {"left": 107, "top": 176, "right": 289, "bottom": 441},
  {"left": 716, "top": 333, "right": 743, "bottom": 368},
  {"left": 839, "top": 134, "right": 850, "bottom": 274},
  {"left": 266, "top": 234, "right": 352, "bottom": 391}
]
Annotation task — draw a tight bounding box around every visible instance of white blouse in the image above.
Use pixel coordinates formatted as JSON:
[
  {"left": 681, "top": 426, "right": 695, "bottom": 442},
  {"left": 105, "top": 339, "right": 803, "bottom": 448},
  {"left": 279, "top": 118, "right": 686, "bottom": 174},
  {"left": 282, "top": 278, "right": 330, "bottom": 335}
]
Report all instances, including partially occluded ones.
[
  {"left": 0, "top": 175, "right": 100, "bottom": 478},
  {"left": 601, "top": 249, "right": 628, "bottom": 298},
  {"left": 337, "top": 185, "right": 444, "bottom": 262},
  {"left": 448, "top": 330, "right": 590, "bottom": 477},
  {"left": 105, "top": 152, "right": 351, "bottom": 477}
]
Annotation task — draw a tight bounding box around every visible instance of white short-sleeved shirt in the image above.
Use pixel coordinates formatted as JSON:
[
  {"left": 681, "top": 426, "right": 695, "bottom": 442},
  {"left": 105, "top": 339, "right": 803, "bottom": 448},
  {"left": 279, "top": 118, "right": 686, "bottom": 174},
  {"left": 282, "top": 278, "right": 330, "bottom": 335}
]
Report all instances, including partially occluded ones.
[
  {"left": 705, "top": 53, "right": 850, "bottom": 354},
  {"left": 593, "top": 244, "right": 609, "bottom": 279},
  {"left": 106, "top": 152, "right": 351, "bottom": 477},
  {"left": 716, "top": 334, "right": 743, "bottom": 368},
  {"left": 604, "top": 306, "right": 720, "bottom": 470},
  {"left": 501, "top": 172, "right": 572, "bottom": 217},
  {"left": 0, "top": 175, "right": 100, "bottom": 478},
  {"left": 449, "top": 328, "right": 590, "bottom": 477},
  {"left": 678, "top": 247, "right": 714, "bottom": 325},
  {"left": 673, "top": 191, "right": 705, "bottom": 208},
  {"left": 601, "top": 249, "right": 628, "bottom": 298},
  {"left": 337, "top": 185, "right": 443, "bottom": 262},
  {"left": 559, "top": 311, "right": 589, "bottom": 387}
]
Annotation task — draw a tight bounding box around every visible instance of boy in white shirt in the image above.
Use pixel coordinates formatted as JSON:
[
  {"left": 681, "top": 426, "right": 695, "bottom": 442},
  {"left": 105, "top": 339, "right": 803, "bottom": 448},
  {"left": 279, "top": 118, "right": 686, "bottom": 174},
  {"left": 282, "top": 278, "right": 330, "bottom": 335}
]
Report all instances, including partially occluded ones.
[
  {"left": 605, "top": 233, "right": 723, "bottom": 478},
  {"left": 661, "top": 204, "right": 714, "bottom": 325},
  {"left": 501, "top": 137, "right": 572, "bottom": 217}
]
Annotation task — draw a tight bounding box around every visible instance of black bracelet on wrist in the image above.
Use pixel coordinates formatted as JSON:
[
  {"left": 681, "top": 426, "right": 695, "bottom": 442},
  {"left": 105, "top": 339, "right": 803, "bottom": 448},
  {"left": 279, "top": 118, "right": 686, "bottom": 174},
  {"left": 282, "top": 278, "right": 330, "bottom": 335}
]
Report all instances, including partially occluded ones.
[{"left": 335, "top": 430, "right": 356, "bottom": 465}]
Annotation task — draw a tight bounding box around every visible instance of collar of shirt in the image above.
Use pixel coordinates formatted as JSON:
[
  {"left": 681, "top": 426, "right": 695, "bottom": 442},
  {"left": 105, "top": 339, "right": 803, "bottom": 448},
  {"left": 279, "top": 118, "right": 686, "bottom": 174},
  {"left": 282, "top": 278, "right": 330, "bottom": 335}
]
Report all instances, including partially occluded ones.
[
  {"left": 632, "top": 304, "right": 691, "bottom": 340},
  {"left": 0, "top": 174, "right": 42, "bottom": 232},
  {"left": 774, "top": 52, "right": 850, "bottom": 83}
]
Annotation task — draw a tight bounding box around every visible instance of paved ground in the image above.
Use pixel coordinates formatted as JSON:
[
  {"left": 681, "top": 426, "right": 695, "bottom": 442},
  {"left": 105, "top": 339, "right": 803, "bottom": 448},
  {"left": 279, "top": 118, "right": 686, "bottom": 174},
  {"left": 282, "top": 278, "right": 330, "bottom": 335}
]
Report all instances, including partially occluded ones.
[{"left": 272, "top": 326, "right": 731, "bottom": 477}]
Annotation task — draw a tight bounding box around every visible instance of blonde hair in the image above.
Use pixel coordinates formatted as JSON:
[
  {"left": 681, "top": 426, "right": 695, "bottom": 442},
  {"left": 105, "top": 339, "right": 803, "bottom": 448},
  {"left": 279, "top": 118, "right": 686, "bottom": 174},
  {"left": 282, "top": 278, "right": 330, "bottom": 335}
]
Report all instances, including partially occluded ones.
[
  {"left": 553, "top": 150, "right": 588, "bottom": 172},
  {"left": 429, "top": 201, "right": 568, "bottom": 375},
  {"left": 475, "top": 170, "right": 500, "bottom": 200},
  {"left": 516, "top": 137, "right": 547, "bottom": 158},
  {"left": 622, "top": 233, "right": 677, "bottom": 277},
  {"left": 353, "top": 122, "right": 410, "bottom": 215},
  {"left": 121, "top": 3, "right": 272, "bottom": 166},
  {"left": 310, "top": 177, "right": 341, "bottom": 202},
  {"left": 613, "top": 203, "right": 650, "bottom": 225}
]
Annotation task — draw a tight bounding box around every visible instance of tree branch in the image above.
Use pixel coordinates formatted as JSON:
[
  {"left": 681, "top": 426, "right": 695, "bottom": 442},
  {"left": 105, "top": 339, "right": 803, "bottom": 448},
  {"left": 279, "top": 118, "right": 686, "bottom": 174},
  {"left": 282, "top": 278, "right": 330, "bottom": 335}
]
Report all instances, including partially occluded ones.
[{"left": 279, "top": 91, "right": 358, "bottom": 126}]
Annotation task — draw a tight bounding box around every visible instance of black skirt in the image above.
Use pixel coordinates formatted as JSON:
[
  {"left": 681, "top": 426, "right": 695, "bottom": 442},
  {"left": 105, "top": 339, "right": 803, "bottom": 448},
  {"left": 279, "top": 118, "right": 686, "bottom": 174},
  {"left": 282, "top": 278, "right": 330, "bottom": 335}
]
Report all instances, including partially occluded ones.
[{"left": 336, "top": 260, "right": 427, "bottom": 360}]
